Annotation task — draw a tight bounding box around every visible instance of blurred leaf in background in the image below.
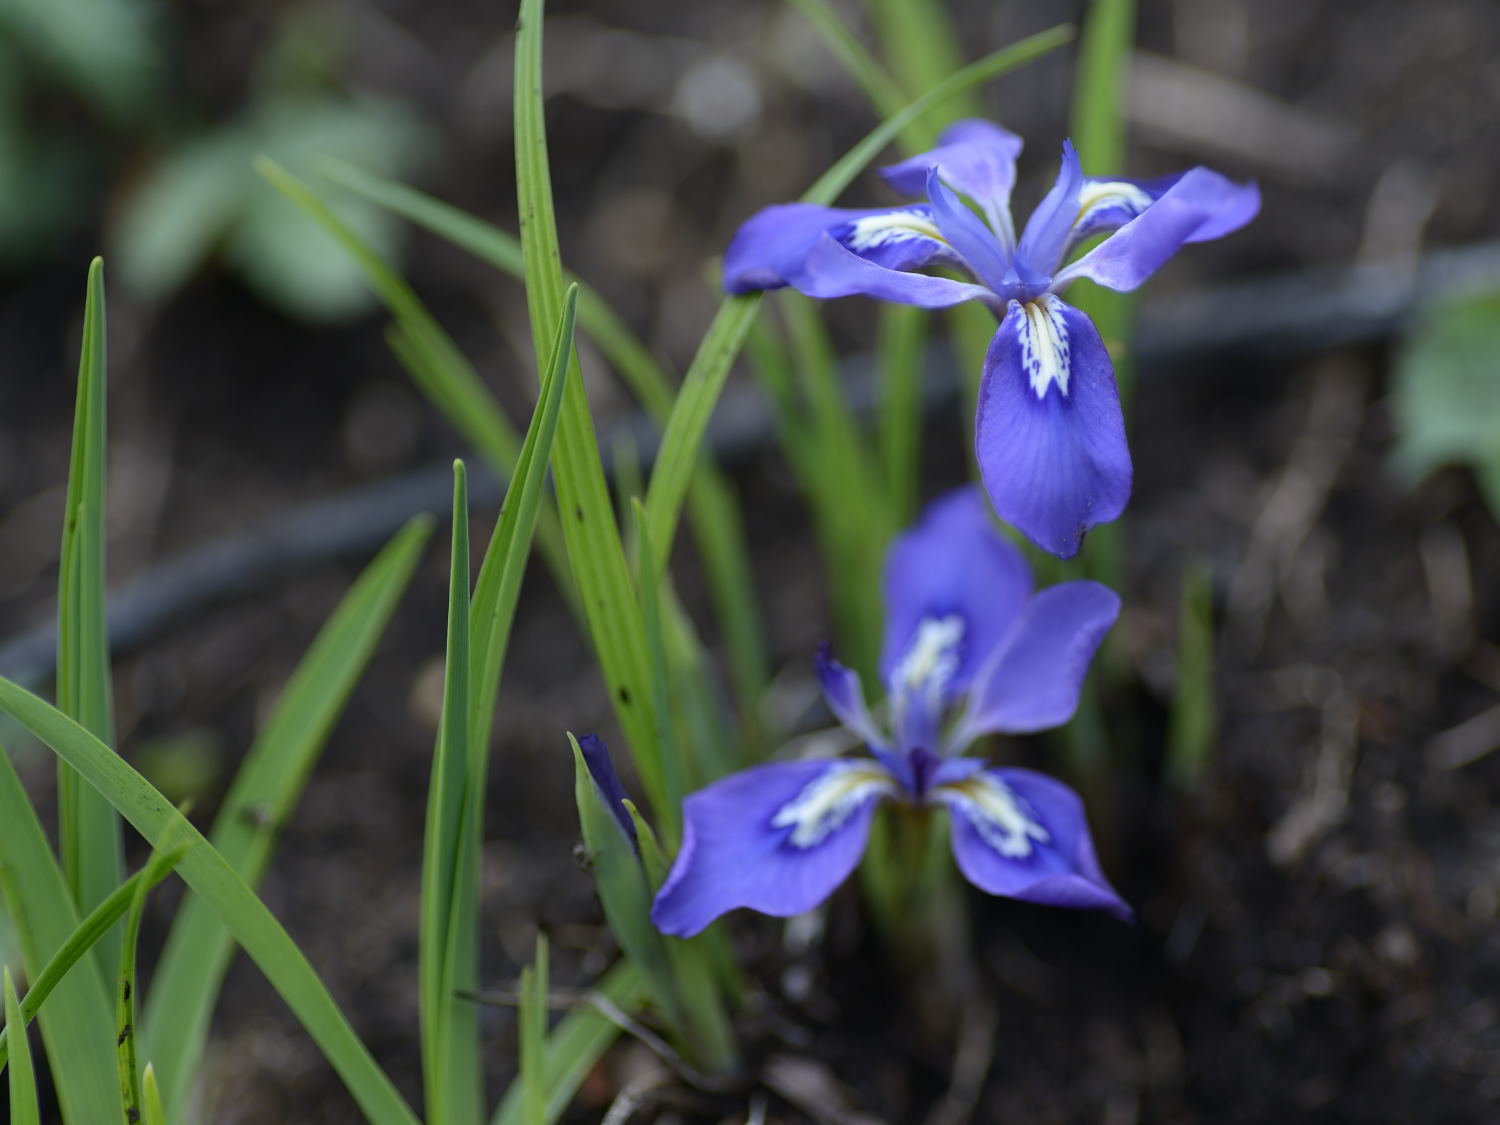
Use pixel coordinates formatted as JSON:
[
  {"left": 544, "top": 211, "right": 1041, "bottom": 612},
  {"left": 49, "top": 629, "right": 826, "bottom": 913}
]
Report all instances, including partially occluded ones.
[
  {"left": 1390, "top": 290, "right": 1500, "bottom": 516},
  {"left": 0, "top": 0, "right": 160, "bottom": 118},
  {"left": 111, "top": 2, "right": 428, "bottom": 320}
]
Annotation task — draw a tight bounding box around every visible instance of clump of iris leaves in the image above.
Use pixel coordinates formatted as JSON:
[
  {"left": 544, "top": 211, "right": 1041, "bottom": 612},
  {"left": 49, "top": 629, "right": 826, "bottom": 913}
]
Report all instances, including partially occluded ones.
[{"left": 3, "top": 0, "right": 1470, "bottom": 1122}]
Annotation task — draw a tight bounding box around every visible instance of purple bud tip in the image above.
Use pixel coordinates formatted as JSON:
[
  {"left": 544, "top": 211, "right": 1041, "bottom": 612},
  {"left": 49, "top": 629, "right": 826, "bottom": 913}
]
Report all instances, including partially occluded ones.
[{"left": 578, "top": 734, "right": 638, "bottom": 849}]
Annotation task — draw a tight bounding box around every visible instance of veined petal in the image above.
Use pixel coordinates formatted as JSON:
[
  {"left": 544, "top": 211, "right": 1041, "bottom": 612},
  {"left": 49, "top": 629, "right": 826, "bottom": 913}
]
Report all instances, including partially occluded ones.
[
  {"left": 1052, "top": 167, "right": 1260, "bottom": 292},
  {"left": 936, "top": 767, "right": 1132, "bottom": 921},
  {"left": 650, "top": 759, "right": 896, "bottom": 937},
  {"left": 880, "top": 487, "right": 1032, "bottom": 705},
  {"left": 794, "top": 233, "right": 996, "bottom": 309},
  {"left": 974, "top": 297, "right": 1130, "bottom": 558},
  {"left": 1015, "top": 139, "right": 1084, "bottom": 278},
  {"left": 881, "top": 119, "right": 1024, "bottom": 243},
  {"left": 952, "top": 581, "right": 1120, "bottom": 744}
]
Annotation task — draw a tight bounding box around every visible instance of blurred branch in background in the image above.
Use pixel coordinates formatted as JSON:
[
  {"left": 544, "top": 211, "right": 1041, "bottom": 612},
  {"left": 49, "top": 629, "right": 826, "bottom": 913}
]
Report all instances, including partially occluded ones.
[{"left": 5, "top": 237, "right": 1499, "bottom": 691}]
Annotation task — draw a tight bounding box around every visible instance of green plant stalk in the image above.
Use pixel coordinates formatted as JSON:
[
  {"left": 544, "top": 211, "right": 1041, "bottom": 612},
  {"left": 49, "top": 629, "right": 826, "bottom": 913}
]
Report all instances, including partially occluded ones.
[
  {"left": 256, "top": 157, "right": 580, "bottom": 625},
  {"left": 631, "top": 501, "right": 687, "bottom": 846},
  {"left": 1166, "top": 558, "right": 1217, "bottom": 788},
  {"left": 324, "top": 161, "right": 770, "bottom": 760},
  {"left": 515, "top": 0, "right": 673, "bottom": 821},
  {"left": 0, "top": 680, "right": 424, "bottom": 1125},
  {"left": 142, "top": 518, "right": 430, "bottom": 1116},
  {"left": 0, "top": 845, "right": 188, "bottom": 1072},
  {"left": 643, "top": 24, "right": 1075, "bottom": 578},
  {"left": 140, "top": 1064, "right": 167, "bottom": 1125},
  {"left": 490, "top": 960, "right": 647, "bottom": 1125},
  {"left": 4, "top": 968, "right": 39, "bottom": 1125},
  {"left": 1069, "top": 0, "right": 1137, "bottom": 603},
  {"left": 875, "top": 304, "right": 929, "bottom": 527},
  {"left": 56, "top": 258, "right": 123, "bottom": 980},
  {"left": 0, "top": 741, "right": 118, "bottom": 1121},
  {"left": 419, "top": 463, "right": 481, "bottom": 1125},
  {"left": 867, "top": 0, "right": 981, "bottom": 139},
  {"left": 115, "top": 829, "right": 187, "bottom": 1123},
  {"left": 518, "top": 935, "right": 549, "bottom": 1125}
]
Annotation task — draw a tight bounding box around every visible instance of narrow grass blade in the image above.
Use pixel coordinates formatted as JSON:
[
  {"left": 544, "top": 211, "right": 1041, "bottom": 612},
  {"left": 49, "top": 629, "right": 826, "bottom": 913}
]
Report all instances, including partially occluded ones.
[
  {"left": 518, "top": 935, "right": 549, "bottom": 1125},
  {"left": 875, "top": 304, "right": 927, "bottom": 526},
  {"left": 142, "top": 517, "right": 431, "bottom": 1116},
  {"left": 140, "top": 1064, "right": 166, "bottom": 1125},
  {"left": 867, "top": 0, "right": 981, "bottom": 133},
  {"left": 629, "top": 501, "right": 685, "bottom": 845},
  {"left": 256, "top": 157, "right": 579, "bottom": 622},
  {"left": 1167, "top": 559, "right": 1217, "bottom": 788},
  {"left": 420, "top": 463, "right": 480, "bottom": 1125},
  {"left": 4, "top": 968, "right": 39, "bottom": 1125},
  {"left": 789, "top": 0, "right": 906, "bottom": 121},
  {"left": 0, "top": 681, "right": 424, "bottom": 1125},
  {"left": 644, "top": 24, "right": 1075, "bottom": 573},
  {"left": 490, "top": 960, "right": 645, "bottom": 1125},
  {"left": 516, "top": 0, "right": 667, "bottom": 817},
  {"left": 1068, "top": 0, "right": 1137, "bottom": 609},
  {"left": 116, "top": 828, "right": 187, "bottom": 1123},
  {"left": 321, "top": 160, "right": 771, "bottom": 755},
  {"left": 56, "top": 258, "right": 123, "bottom": 979},
  {"left": 0, "top": 744, "right": 118, "bottom": 1121},
  {"left": 0, "top": 844, "right": 188, "bottom": 1073}
]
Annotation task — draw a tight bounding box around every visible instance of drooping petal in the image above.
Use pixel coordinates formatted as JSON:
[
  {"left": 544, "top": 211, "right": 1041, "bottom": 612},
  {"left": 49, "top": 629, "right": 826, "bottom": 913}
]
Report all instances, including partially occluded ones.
[
  {"left": 974, "top": 296, "right": 1130, "bottom": 559},
  {"left": 936, "top": 767, "right": 1132, "bottom": 921},
  {"left": 792, "top": 234, "right": 996, "bottom": 309},
  {"left": 1015, "top": 139, "right": 1084, "bottom": 278},
  {"left": 951, "top": 581, "right": 1120, "bottom": 744},
  {"left": 723, "top": 203, "right": 962, "bottom": 295},
  {"left": 651, "top": 759, "right": 896, "bottom": 937},
  {"left": 578, "top": 734, "right": 637, "bottom": 847},
  {"left": 880, "top": 487, "right": 1033, "bottom": 702},
  {"left": 1051, "top": 167, "right": 1260, "bottom": 292},
  {"left": 880, "top": 119, "right": 1024, "bottom": 244}
]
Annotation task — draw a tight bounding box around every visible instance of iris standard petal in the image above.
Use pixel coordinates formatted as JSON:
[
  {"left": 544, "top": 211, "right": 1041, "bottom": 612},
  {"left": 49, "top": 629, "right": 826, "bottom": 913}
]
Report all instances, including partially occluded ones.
[
  {"left": 1015, "top": 139, "right": 1084, "bottom": 278},
  {"left": 924, "top": 168, "right": 1012, "bottom": 292},
  {"left": 794, "top": 233, "right": 997, "bottom": 309},
  {"left": 650, "top": 759, "right": 896, "bottom": 937},
  {"left": 974, "top": 296, "right": 1130, "bottom": 559},
  {"left": 815, "top": 645, "right": 887, "bottom": 750},
  {"left": 936, "top": 767, "right": 1132, "bottom": 921},
  {"left": 879, "top": 487, "right": 1033, "bottom": 701},
  {"left": 953, "top": 581, "right": 1120, "bottom": 742},
  {"left": 1051, "top": 167, "right": 1260, "bottom": 292},
  {"left": 880, "top": 118, "right": 1024, "bottom": 241}
]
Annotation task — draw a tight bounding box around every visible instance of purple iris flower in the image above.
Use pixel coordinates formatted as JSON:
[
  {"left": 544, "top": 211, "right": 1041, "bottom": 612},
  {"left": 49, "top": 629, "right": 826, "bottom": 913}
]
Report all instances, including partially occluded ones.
[
  {"left": 722, "top": 120, "right": 1259, "bottom": 558},
  {"left": 650, "top": 487, "right": 1131, "bottom": 937}
]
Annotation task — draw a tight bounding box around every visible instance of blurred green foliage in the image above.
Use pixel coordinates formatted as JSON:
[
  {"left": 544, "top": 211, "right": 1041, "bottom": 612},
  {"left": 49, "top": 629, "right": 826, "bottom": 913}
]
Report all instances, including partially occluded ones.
[
  {"left": 1391, "top": 290, "right": 1500, "bottom": 516},
  {"left": 0, "top": 0, "right": 427, "bottom": 321}
]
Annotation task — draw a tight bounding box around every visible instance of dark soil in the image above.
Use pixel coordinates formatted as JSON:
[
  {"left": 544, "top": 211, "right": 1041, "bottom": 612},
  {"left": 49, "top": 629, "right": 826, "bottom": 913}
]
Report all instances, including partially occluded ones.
[{"left": 2, "top": 1, "right": 1498, "bottom": 1123}]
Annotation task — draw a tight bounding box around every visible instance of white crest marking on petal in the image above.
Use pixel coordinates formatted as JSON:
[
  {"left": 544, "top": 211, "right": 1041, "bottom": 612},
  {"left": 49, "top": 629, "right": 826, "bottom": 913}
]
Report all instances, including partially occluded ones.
[
  {"left": 1073, "top": 180, "right": 1154, "bottom": 231},
  {"left": 771, "top": 762, "right": 896, "bottom": 848},
  {"left": 843, "top": 210, "right": 948, "bottom": 252},
  {"left": 936, "top": 774, "right": 1050, "bottom": 858},
  {"left": 893, "top": 615, "right": 965, "bottom": 702},
  {"left": 1018, "top": 294, "right": 1071, "bottom": 399}
]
